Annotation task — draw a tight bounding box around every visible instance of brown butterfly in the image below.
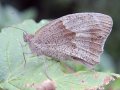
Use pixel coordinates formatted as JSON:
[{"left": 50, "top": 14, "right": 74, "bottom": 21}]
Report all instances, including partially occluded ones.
[{"left": 23, "top": 13, "right": 113, "bottom": 68}]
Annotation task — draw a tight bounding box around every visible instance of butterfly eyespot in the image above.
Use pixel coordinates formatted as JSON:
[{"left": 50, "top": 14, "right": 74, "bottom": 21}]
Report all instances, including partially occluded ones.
[
  {"left": 71, "top": 56, "right": 79, "bottom": 60},
  {"left": 71, "top": 43, "right": 77, "bottom": 49},
  {"left": 98, "top": 36, "right": 102, "bottom": 39}
]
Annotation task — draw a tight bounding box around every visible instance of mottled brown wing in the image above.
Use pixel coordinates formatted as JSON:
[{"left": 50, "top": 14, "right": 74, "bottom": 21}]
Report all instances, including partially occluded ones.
[
  {"left": 30, "top": 19, "right": 76, "bottom": 60},
  {"left": 31, "top": 13, "right": 113, "bottom": 68}
]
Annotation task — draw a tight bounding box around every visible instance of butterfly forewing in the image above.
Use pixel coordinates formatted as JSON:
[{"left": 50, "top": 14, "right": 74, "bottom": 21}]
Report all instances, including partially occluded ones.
[
  {"left": 29, "top": 13, "right": 113, "bottom": 68},
  {"left": 30, "top": 20, "right": 76, "bottom": 60}
]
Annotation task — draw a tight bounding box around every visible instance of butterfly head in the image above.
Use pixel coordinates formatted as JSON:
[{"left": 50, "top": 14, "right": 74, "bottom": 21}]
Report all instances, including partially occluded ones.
[{"left": 23, "top": 33, "right": 34, "bottom": 43}]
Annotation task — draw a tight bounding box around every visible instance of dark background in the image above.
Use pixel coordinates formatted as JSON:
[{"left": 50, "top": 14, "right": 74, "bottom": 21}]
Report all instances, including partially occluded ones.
[{"left": 0, "top": 0, "right": 120, "bottom": 73}]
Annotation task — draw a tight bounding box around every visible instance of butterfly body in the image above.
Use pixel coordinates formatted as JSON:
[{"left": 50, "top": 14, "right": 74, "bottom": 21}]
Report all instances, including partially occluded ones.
[{"left": 24, "top": 13, "right": 113, "bottom": 68}]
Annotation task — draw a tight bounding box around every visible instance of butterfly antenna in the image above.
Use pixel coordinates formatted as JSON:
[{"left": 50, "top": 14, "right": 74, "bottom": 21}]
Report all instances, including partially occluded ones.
[
  {"left": 19, "top": 41, "right": 26, "bottom": 68},
  {"left": 41, "top": 56, "right": 52, "bottom": 81},
  {"left": 6, "top": 26, "right": 28, "bottom": 35}
]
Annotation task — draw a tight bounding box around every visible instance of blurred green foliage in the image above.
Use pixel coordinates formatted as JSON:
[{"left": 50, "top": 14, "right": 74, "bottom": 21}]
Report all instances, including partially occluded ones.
[{"left": 0, "top": 4, "right": 37, "bottom": 30}]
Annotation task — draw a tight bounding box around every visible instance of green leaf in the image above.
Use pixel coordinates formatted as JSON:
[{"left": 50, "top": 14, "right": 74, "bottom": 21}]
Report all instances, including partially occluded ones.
[{"left": 0, "top": 20, "right": 120, "bottom": 90}]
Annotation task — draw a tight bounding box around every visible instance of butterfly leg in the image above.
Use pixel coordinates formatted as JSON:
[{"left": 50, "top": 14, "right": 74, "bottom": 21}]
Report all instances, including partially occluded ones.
[
  {"left": 40, "top": 55, "right": 52, "bottom": 80},
  {"left": 19, "top": 41, "right": 27, "bottom": 67}
]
